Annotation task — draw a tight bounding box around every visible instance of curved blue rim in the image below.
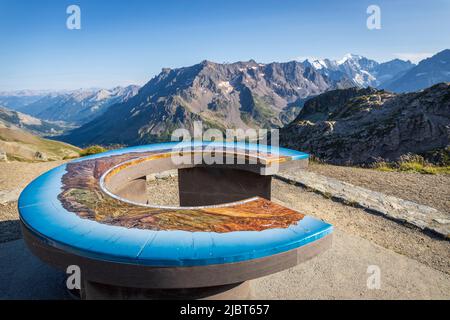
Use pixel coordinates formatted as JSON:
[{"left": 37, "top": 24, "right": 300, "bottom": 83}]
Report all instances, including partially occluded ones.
[{"left": 18, "top": 142, "right": 332, "bottom": 267}]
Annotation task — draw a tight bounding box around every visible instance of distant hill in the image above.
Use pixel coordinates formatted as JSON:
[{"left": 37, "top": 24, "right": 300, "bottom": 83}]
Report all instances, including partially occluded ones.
[
  {"left": 0, "top": 122, "right": 80, "bottom": 162},
  {"left": 280, "top": 83, "right": 450, "bottom": 165},
  {"left": 383, "top": 49, "right": 450, "bottom": 92},
  {"left": 0, "top": 105, "right": 80, "bottom": 162}
]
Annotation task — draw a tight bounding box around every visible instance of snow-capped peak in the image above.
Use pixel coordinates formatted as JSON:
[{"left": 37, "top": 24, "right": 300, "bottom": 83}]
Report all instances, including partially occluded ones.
[
  {"left": 337, "top": 53, "right": 364, "bottom": 65},
  {"left": 93, "top": 89, "right": 112, "bottom": 101},
  {"left": 310, "top": 59, "right": 328, "bottom": 70},
  {"left": 303, "top": 53, "right": 415, "bottom": 88}
]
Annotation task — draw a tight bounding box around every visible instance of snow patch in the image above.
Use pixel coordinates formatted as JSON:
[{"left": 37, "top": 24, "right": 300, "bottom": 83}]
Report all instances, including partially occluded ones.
[
  {"left": 311, "top": 60, "right": 327, "bottom": 70},
  {"left": 337, "top": 53, "right": 363, "bottom": 65},
  {"left": 218, "top": 81, "right": 233, "bottom": 93}
]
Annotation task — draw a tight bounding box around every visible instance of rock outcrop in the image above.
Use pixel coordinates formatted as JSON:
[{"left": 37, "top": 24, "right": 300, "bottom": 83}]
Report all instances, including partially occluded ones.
[
  {"left": 280, "top": 83, "right": 450, "bottom": 165},
  {"left": 0, "top": 150, "right": 7, "bottom": 162}
]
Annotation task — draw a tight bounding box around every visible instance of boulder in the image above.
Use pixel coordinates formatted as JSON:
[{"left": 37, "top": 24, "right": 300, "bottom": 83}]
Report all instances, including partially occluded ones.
[
  {"left": 0, "top": 150, "right": 7, "bottom": 162},
  {"left": 34, "top": 151, "right": 48, "bottom": 161}
]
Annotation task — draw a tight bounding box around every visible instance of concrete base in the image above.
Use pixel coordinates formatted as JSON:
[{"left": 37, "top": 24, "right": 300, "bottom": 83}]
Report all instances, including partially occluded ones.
[
  {"left": 178, "top": 167, "right": 272, "bottom": 206},
  {"left": 115, "top": 177, "right": 147, "bottom": 204},
  {"left": 2, "top": 232, "right": 450, "bottom": 299},
  {"left": 82, "top": 280, "right": 252, "bottom": 300}
]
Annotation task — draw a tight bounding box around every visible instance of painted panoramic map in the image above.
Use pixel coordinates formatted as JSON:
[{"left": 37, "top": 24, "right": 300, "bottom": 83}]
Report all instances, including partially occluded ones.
[{"left": 58, "top": 149, "right": 305, "bottom": 232}]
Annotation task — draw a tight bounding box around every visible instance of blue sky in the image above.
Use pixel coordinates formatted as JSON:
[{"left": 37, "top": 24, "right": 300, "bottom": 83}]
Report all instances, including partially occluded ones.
[{"left": 0, "top": 0, "right": 449, "bottom": 91}]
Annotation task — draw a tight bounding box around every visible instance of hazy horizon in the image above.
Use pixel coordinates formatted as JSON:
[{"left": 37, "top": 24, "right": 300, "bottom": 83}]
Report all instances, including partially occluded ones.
[{"left": 4, "top": 49, "right": 450, "bottom": 93}]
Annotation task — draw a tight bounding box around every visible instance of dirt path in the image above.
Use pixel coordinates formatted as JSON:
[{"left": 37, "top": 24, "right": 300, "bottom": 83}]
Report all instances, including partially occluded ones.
[
  {"left": 307, "top": 163, "right": 450, "bottom": 215},
  {"left": 0, "top": 161, "right": 449, "bottom": 299},
  {"left": 252, "top": 230, "right": 450, "bottom": 299},
  {"left": 272, "top": 179, "right": 450, "bottom": 275},
  {"left": 0, "top": 161, "right": 66, "bottom": 191},
  {"left": 0, "top": 161, "right": 66, "bottom": 243}
]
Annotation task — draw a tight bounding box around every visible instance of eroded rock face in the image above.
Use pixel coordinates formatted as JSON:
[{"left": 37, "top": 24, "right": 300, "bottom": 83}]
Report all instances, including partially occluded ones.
[{"left": 280, "top": 83, "right": 450, "bottom": 165}]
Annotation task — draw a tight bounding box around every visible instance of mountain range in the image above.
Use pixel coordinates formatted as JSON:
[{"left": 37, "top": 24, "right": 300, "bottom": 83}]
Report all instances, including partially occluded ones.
[
  {"left": 0, "top": 92, "right": 47, "bottom": 111},
  {"left": 0, "top": 86, "right": 140, "bottom": 125},
  {"left": 57, "top": 59, "right": 358, "bottom": 146},
  {"left": 58, "top": 54, "right": 442, "bottom": 145},
  {"left": 383, "top": 49, "right": 450, "bottom": 93},
  {"left": 58, "top": 50, "right": 450, "bottom": 147},
  {"left": 2, "top": 49, "right": 449, "bottom": 161},
  {"left": 304, "top": 53, "right": 415, "bottom": 88}
]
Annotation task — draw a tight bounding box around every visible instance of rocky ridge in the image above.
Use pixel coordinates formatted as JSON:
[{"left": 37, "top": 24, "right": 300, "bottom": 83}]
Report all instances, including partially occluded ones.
[{"left": 280, "top": 83, "right": 450, "bottom": 165}]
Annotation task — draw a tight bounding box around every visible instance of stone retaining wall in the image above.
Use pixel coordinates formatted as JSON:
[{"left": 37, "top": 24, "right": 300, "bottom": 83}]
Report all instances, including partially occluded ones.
[{"left": 276, "top": 170, "right": 450, "bottom": 239}]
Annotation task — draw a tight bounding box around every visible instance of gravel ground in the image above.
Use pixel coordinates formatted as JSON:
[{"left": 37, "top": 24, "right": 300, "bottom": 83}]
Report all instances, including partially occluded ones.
[
  {"left": 307, "top": 163, "right": 450, "bottom": 215},
  {"left": 146, "top": 178, "right": 179, "bottom": 206},
  {"left": 2, "top": 233, "right": 449, "bottom": 299},
  {"left": 0, "top": 161, "right": 66, "bottom": 191},
  {"left": 0, "top": 202, "right": 20, "bottom": 243},
  {"left": 252, "top": 229, "right": 450, "bottom": 299}
]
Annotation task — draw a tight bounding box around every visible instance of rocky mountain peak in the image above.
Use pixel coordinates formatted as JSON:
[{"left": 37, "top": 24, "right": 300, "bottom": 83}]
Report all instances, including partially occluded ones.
[
  {"left": 384, "top": 49, "right": 450, "bottom": 92},
  {"left": 58, "top": 58, "right": 358, "bottom": 146},
  {"left": 24, "top": 51, "right": 447, "bottom": 148}
]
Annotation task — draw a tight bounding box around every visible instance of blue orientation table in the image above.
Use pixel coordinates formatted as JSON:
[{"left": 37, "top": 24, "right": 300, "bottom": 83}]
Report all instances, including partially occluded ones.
[{"left": 19, "top": 142, "right": 333, "bottom": 298}]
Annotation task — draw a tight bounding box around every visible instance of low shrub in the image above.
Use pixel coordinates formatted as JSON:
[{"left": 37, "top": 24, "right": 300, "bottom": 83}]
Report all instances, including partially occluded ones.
[
  {"left": 372, "top": 154, "right": 450, "bottom": 174},
  {"left": 79, "top": 145, "right": 107, "bottom": 157}
]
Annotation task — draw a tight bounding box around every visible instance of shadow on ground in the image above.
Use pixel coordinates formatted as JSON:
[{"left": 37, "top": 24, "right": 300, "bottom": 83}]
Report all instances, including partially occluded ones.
[
  {"left": 0, "top": 239, "right": 70, "bottom": 299},
  {"left": 0, "top": 219, "right": 22, "bottom": 244},
  {"left": 1, "top": 231, "right": 449, "bottom": 299}
]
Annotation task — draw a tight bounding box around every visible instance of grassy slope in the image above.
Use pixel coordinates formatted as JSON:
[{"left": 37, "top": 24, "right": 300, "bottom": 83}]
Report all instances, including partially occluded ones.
[{"left": 0, "top": 125, "right": 80, "bottom": 161}]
